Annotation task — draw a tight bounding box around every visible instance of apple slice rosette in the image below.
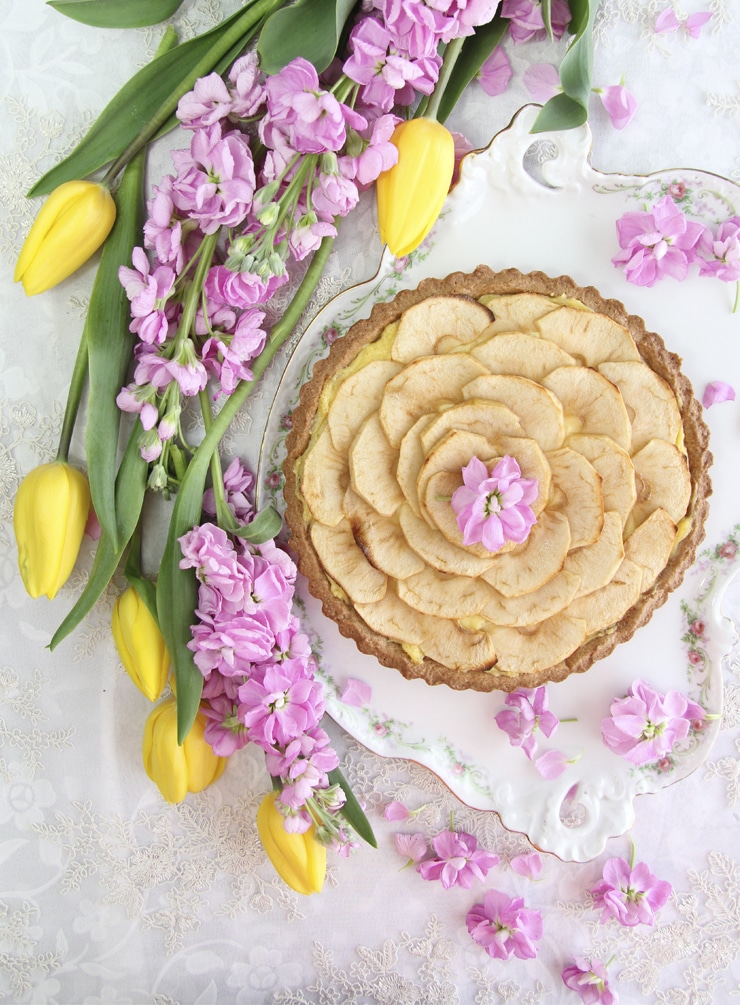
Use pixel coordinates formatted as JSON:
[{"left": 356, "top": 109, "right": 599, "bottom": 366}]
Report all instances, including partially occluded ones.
[{"left": 284, "top": 267, "right": 711, "bottom": 692}]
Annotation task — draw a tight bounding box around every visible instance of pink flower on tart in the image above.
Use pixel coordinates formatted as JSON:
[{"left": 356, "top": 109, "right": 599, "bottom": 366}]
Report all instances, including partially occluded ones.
[
  {"left": 451, "top": 455, "right": 538, "bottom": 552},
  {"left": 600, "top": 678, "right": 705, "bottom": 766},
  {"left": 591, "top": 855, "right": 671, "bottom": 927}
]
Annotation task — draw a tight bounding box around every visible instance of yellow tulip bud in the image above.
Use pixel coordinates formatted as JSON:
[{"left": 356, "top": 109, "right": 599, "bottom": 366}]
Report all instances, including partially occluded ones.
[
  {"left": 375, "top": 118, "right": 455, "bottom": 258},
  {"left": 257, "top": 791, "right": 326, "bottom": 895},
  {"left": 112, "top": 587, "right": 170, "bottom": 702},
  {"left": 14, "top": 461, "right": 91, "bottom": 600},
  {"left": 142, "top": 697, "right": 226, "bottom": 804},
  {"left": 14, "top": 180, "right": 116, "bottom": 296}
]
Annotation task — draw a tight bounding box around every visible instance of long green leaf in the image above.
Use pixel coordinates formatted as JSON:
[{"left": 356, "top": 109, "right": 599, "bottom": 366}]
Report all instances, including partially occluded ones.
[
  {"left": 233, "top": 505, "right": 283, "bottom": 544},
  {"left": 257, "top": 0, "right": 357, "bottom": 74},
  {"left": 29, "top": 0, "right": 284, "bottom": 197},
  {"left": 436, "top": 13, "right": 508, "bottom": 124},
  {"left": 85, "top": 152, "right": 145, "bottom": 550},
  {"left": 328, "top": 766, "right": 377, "bottom": 848},
  {"left": 531, "top": 0, "right": 595, "bottom": 133},
  {"left": 47, "top": 0, "right": 186, "bottom": 28},
  {"left": 50, "top": 427, "right": 148, "bottom": 649}
]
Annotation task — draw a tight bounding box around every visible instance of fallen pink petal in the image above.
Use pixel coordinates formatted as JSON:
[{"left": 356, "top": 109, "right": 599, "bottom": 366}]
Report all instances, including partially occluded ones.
[
  {"left": 703, "top": 381, "right": 736, "bottom": 408},
  {"left": 477, "top": 46, "right": 513, "bottom": 97},
  {"left": 511, "top": 852, "right": 543, "bottom": 880},
  {"left": 383, "top": 800, "right": 410, "bottom": 822},
  {"left": 340, "top": 677, "right": 372, "bottom": 707},
  {"left": 599, "top": 84, "right": 637, "bottom": 131},
  {"left": 523, "top": 63, "right": 562, "bottom": 103},
  {"left": 394, "top": 831, "right": 428, "bottom": 863},
  {"left": 534, "top": 748, "right": 570, "bottom": 778}
]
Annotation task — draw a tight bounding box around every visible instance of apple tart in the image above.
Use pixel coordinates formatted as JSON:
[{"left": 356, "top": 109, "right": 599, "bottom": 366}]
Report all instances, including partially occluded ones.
[{"left": 283, "top": 267, "right": 712, "bottom": 691}]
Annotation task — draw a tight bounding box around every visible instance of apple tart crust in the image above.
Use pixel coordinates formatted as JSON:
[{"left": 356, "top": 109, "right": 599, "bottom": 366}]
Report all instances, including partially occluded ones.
[{"left": 283, "top": 267, "right": 712, "bottom": 691}]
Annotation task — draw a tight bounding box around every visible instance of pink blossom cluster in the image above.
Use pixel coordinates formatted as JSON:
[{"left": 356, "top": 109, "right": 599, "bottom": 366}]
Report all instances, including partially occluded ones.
[
  {"left": 347, "top": 0, "right": 499, "bottom": 113},
  {"left": 451, "top": 455, "right": 538, "bottom": 552},
  {"left": 116, "top": 48, "right": 403, "bottom": 481},
  {"left": 612, "top": 194, "right": 740, "bottom": 289},
  {"left": 178, "top": 460, "right": 345, "bottom": 840}
]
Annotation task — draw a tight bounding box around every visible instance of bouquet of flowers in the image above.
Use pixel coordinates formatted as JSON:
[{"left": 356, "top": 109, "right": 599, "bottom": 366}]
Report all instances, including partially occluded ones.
[{"left": 12, "top": 0, "right": 600, "bottom": 894}]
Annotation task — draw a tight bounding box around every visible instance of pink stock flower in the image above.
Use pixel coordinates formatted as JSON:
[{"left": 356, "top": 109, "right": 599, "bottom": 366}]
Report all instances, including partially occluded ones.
[
  {"left": 202, "top": 456, "right": 255, "bottom": 523},
  {"left": 698, "top": 216, "right": 740, "bottom": 281},
  {"left": 466, "top": 890, "right": 543, "bottom": 959},
  {"left": 523, "top": 63, "right": 561, "bottom": 103},
  {"left": 562, "top": 957, "right": 618, "bottom": 1005},
  {"left": 201, "top": 695, "right": 250, "bottom": 756},
  {"left": 343, "top": 17, "right": 439, "bottom": 112},
  {"left": 340, "top": 677, "right": 373, "bottom": 707},
  {"left": 599, "top": 84, "right": 637, "bottom": 131},
  {"left": 501, "top": 0, "right": 571, "bottom": 43},
  {"left": 239, "top": 662, "right": 325, "bottom": 748},
  {"left": 171, "top": 123, "right": 256, "bottom": 234},
  {"left": 703, "top": 381, "right": 736, "bottom": 408},
  {"left": 511, "top": 852, "right": 543, "bottom": 880},
  {"left": 591, "top": 855, "right": 671, "bottom": 927},
  {"left": 655, "top": 8, "right": 712, "bottom": 38},
  {"left": 417, "top": 829, "right": 499, "bottom": 889},
  {"left": 177, "top": 72, "right": 234, "bottom": 129},
  {"left": 452, "top": 455, "right": 538, "bottom": 552},
  {"left": 227, "top": 53, "right": 266, "bottom": 119},
  {"left": 339, "top": 113, "right": 400, "bottom": 187},
  {"left": 394, "top": 832, "right": 428, "bottom": 864},
  {"left": 612, "top": 195, "right": 706, "bottom": 287},
  {"left": 601, "top": 678, "right": 705, "bottom": 766},
  {"left": 477, "top": 46, "right": 513, "bottom": 97},
  {"left": 118, "top": 247, "right": 177, "bottom": 344},
  {"left": 494, "top": 686, "right": 559, "bottom": 759}
]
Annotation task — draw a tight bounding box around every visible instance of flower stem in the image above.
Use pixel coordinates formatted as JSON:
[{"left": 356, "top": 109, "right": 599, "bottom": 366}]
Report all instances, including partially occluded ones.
[
  {"left": 174, "top": 231, "right": 219, "bottom": 351},
  {"left": 56, "top": 328, "right": 89, "bottom": 464},
  {"left": 733, "top": 279, "right": 739, "bottom": 314},
  {"left": 423, "top": 36, "right": 465, "bottom": 122},
  {"left": 198, "top": 388, "right": 238, "bottom": 532}
]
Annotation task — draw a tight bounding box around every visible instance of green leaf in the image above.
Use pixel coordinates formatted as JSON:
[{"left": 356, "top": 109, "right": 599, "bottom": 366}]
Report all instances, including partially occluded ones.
[
  {"left": 328, "top": 766, "right": 377, "bottom": 848},
  {"left": 85, "top": 153, "right": 145, "bottom": 551},
  {"left": 531, "top": 0, "right": 595, "bottom": 133},
  {"left": 47, "top": 0, "right": 186, "bottom": 29},
  {"left": 436, "top": 14, "right": 508, "bottom": 125},
  {"left": 257, "top": 0, "right": 357, "bottom": 74},
  {"left": 29, "top": 0, "right": 283, "bottom": 197},
  {"left": 233, "top": 505, "right": 283, "bottom": 545},
  {"left": 50, "top": 427, "right": 148, "bottom": 649}
]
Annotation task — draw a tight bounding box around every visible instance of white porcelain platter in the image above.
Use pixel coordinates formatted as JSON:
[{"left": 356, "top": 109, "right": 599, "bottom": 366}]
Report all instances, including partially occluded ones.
[{"left": 257, "top": 104, "right": 740, "bottom": 862}]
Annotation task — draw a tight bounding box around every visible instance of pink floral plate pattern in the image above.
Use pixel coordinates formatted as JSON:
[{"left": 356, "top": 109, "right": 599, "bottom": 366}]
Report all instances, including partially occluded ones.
[{"left": 257, "top": 105, "right": 740, "bottom": 861}]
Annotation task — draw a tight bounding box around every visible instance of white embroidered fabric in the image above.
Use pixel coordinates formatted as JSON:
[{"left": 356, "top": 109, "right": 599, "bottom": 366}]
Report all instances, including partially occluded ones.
[{"left": 2, "top": 2, "right": 740, "bottom": 1002}]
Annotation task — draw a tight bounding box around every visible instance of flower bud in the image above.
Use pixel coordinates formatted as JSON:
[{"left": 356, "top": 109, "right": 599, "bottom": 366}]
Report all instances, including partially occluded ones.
[
  {"left": 257, "top": 792, "right": 326, "bottom": 895},
  {"left": 112, "top": 586, "right": 170, "bottom": 701},
  {"left": 375, "top": 118, "right": 455, "bottom": 258},
  {"left": 14, "top": 461, "right": 91, "bottom": 599},
  {"left": 142, "top": 696, "right": 226, "bottom": 803},
  {"left": 14, "top": 181, "right": 116, "bottom": 296}
]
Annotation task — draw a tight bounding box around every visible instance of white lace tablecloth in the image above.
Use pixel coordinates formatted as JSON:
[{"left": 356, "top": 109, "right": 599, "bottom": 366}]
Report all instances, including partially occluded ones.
[{"left": 2, "top": 2, "right": 740, "bottom": 1003}]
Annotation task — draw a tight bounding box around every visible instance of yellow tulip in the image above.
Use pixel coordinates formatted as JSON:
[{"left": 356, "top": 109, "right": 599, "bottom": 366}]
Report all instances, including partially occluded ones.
[
  {"left": 142, "top": 697, "right": 226, "bottom": 804},
  {"left": 112, "top": 586, "right": 170, "bottom": 702},
  {"left": 257, "top": 791, "right": 326, "bottom": 895},
  {"left": 14, "top": 461, "right": 91, "bottom": 600},
  {"left": 14, "top": 180, "right": 116, "bottom": 296},
  {"left": 375, "top": 118, "right": 455, "bottom": 258}
]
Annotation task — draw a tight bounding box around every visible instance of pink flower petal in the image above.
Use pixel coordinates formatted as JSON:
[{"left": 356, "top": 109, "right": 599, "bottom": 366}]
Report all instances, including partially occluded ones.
[
  {"left": 384, "top": 800, "right": 410, "bottom": 822},
  {"left": 703, "top": 381, "right": 736, "bottom": 408},
  {"left": 534, "top": 749, "right": 569, "bottom": 778},
  {"left": 394, "top": 832, "right": 428, "bottom": 862},
  {"left": 655, "top": 8, "right": 681, "bottom": 32},
  {"left": 477, "top": 46, "right": 513, "bottom": 97},
  {"left": 511, "top": 852, "right": 543, "bottom": 880},
  {"left": 340, "top": 677, "right": 372, "bottom": 707},
  {"left": 685, "top": 11, "right": 713, "bottom": 38},
  {"left": 599, "top": 84, "right": 637, "bottom": 131},
  {"left": 523, "top": 63, "right": 561, "bottom": 103}
]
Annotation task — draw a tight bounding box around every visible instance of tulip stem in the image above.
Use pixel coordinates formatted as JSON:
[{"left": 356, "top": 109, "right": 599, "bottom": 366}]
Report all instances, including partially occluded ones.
[
  {"left": 423, "top": 36, "right": 465, "bottom": 122},
  {"left": 56, "top": 329, "right": 89, "bottom": 464}
]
